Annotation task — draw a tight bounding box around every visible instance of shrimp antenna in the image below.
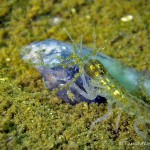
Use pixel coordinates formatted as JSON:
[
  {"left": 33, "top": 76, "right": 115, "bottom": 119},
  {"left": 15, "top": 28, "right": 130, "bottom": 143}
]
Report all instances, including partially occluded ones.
[
  {"left": 64, "top": 28, "right": 79, "bottom": 54},
  {"left": 79, "top": 34, "right": 83, "bottom": 57},
  {"left": 94, "top": 33, "right": 118, "bottom": 55},
  {"left": 93, "top": 27, "right": 97, "bottom": 50}
]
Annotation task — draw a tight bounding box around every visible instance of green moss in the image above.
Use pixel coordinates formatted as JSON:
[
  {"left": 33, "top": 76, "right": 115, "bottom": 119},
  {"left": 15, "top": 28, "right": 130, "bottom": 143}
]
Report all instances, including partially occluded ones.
[{"left": 0, "top": 0, "right": 150, "bottom": 149}]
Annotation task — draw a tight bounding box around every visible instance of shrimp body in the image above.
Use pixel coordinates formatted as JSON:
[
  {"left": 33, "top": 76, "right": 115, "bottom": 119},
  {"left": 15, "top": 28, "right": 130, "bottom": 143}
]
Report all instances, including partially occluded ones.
[
  {"left": 75, "top": 58, "right": 150, "bottom": 140},
  {"left": 21, "top": 39, "right": 150, "bottom": 139}
]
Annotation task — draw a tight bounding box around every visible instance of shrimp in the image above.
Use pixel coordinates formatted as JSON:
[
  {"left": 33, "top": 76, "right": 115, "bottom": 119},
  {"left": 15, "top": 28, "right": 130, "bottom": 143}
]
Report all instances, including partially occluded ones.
[
  {"left": 74, "top": 59, "right": 150, "bottom": 140},
  {"left": 21, "top": 37, "right": 150, "bottom": 140}
]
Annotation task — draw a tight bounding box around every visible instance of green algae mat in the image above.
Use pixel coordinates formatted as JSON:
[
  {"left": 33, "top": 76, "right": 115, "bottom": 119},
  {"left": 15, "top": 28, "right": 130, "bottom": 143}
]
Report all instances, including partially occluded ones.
[{"left": 0, "top": 0, "right": 150, "bottom": 149}]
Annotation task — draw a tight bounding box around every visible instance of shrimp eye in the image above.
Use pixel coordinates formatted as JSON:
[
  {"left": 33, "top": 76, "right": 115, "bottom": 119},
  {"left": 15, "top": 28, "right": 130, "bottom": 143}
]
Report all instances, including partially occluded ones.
[{"left": 84, "top": 59, "right": 107, "bottom": 78}]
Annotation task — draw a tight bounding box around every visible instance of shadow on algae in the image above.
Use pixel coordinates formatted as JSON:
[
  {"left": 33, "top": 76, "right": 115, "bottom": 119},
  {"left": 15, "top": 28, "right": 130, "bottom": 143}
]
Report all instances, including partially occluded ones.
[{"left": 0, "top": 0, "right": 150, "bottom": 149}]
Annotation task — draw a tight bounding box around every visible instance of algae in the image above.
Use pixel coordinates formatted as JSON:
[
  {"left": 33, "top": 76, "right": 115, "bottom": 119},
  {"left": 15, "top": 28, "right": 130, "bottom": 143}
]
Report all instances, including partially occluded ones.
[{"left": 0, "top": 0, "right": 150, "bottom": 149}]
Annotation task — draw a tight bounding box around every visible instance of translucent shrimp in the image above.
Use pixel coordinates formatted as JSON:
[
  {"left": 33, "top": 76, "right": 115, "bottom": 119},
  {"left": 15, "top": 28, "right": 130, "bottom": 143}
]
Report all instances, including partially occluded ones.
[
  {"left": 74, "top": 59, "right": 150, "bottom": 140},
  {"left": 21, "top": 38, "right": 150, "bottom": 140}
]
